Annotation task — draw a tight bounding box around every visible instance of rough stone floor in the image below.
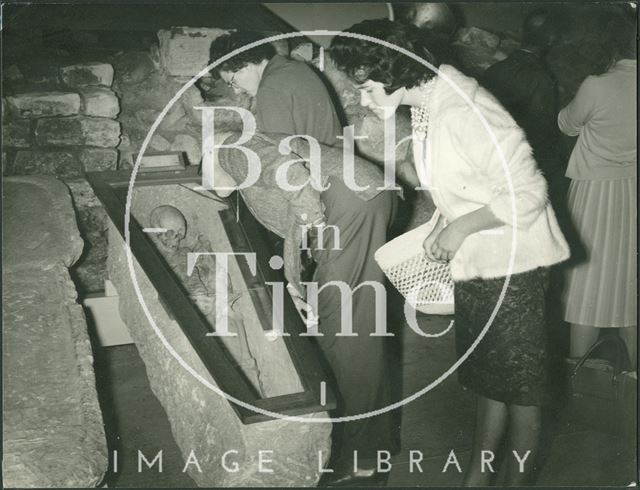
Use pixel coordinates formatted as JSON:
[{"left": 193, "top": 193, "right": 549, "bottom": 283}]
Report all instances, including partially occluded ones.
[{"left": 93, "top": 313, "right": 636, "bottom": 488}]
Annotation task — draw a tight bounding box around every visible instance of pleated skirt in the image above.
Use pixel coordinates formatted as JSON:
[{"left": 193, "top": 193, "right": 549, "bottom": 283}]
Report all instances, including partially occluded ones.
[{"left": 563, "top": 178, "right": 637, "bottom": 328}]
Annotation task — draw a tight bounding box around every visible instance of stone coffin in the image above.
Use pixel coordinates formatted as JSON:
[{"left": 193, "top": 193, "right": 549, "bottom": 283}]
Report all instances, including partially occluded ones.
[
  {"left": 106, "top": 184, "right": 332, "bottom": 487},
  {"left": 2, "top": 176, "right": 108, "bottom": 487}
]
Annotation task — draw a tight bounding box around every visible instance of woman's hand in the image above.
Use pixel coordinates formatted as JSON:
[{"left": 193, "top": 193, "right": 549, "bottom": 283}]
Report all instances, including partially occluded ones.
[
  {"left": 423, "top": 212, "right": 446, "bottom": 262},
  {"left": 286, "top": 283, "right": 319, "bottom": 325},
  {"left": 423, "top": 227, "right": 441, "bottom": 262},
  {"left": 423, "top": 206, "right": 503, "bottom": 262},
  {"left": 429, "top": 222, "right": 467, "bottom": 262}
]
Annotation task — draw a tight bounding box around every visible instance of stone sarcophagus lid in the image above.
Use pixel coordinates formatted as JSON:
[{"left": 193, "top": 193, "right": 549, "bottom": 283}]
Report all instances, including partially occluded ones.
[
  {"left": 3, "top": 176, "right": 108, "bottom": 487},
  {"left": 87, "top": 167, "right": 334, "bottom": 487}
]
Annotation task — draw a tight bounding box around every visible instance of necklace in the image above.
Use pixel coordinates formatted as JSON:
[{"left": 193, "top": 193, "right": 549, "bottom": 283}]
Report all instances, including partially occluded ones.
[{"left": 410, "top": 77, "right": 437, "bottom": 139}]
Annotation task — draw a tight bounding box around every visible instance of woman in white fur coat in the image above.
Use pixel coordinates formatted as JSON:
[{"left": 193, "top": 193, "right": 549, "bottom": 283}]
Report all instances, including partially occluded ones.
[{"left": 331, "top": 20, "right": 569, "bottom": 486}]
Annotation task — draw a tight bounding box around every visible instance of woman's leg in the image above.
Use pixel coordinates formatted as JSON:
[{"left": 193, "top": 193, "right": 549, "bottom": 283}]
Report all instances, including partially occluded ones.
[
  {"left": 569, "top": 323, "right": 599, "bottom": 358},
  {"left": 619, "top": 326, "right": 637, "bottom": 370},
  {"left": 504, "top": 404, "right": 542, "bottom": 485},
  {"left": 463, "top": 395, "right": 508, "bottom": 487}
]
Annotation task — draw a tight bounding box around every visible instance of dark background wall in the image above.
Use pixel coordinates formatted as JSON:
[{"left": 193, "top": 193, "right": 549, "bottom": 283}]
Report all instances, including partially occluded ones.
[
  {"left": 2, "top": 2, "right": 550, "bottom": 39},
  {"left": 2, "top": 2, "right": 632, "bottom": 294},
  {"left": 3, "top": 2, "right": 539, "bottom": 49},
  {"left": 265, "top": 2, "right": 541, "bottom": 42}
]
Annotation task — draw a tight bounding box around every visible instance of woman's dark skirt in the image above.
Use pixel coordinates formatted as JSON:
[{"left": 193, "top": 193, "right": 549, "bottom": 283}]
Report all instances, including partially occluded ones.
[{"left": 455, "top": 267, "right": 551, "bottom": 406}]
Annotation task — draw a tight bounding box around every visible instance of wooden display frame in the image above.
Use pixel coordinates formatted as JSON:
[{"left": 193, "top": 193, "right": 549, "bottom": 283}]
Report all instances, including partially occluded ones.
[{"left": 86, "top": 167, "right": 336, "bottom": 424}]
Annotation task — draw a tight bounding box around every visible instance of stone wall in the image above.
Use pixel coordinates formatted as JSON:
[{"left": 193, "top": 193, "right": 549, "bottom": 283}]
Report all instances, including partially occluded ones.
[
  {"left": 112, "top": 27, "right": 258, "bottom": 172},
  {"left": 111, "top": 45, "right": 209, "bottom": 171},
  {"left": 3, "top": 61, "right": 121, "bottom": 292},
  {"left": 1, "top": 28, "right": 240, "bottom": 294}
]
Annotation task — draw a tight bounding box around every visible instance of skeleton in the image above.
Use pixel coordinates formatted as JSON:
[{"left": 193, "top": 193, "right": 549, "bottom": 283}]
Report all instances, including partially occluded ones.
[
  {"left": 149, "top": 205, "right": 188, "bottom": 252},
  {"left": 148, "top": 205, "right": 263, "bottom": 392},
  {"left": 149, "top": 205, "right": 214, "bottom": 296}
]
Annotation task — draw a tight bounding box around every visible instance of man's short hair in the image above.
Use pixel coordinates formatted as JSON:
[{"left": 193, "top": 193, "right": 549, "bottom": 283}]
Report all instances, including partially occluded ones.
[{"left": 209, "top": 31, "right": 276, "bottom": 73}]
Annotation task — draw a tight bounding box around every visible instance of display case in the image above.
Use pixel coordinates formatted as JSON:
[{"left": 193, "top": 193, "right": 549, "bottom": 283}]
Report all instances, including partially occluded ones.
[{"left": 87, "top": 167, "right": 335, "bottom": 424}]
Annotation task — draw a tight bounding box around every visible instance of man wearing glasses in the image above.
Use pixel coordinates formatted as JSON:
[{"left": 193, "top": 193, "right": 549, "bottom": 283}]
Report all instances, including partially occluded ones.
[{"left": 209, "top": 31, "right": 342, "bottom": 146}]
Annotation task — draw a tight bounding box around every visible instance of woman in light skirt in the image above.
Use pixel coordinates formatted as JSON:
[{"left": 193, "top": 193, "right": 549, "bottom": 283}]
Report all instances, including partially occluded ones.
[{"left": 559, "top": 10, "right": 637, "bottom": 366}]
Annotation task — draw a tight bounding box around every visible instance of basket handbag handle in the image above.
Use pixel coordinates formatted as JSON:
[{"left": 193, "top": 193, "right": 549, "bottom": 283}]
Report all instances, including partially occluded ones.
[{"left": 571, "top": 333, "right": 632, "bottom": 381}]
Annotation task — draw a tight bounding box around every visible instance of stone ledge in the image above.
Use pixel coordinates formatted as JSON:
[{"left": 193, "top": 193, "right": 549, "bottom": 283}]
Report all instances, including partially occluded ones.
[
  {"left": 13, "top": 147, "right": 119, "bottom": 177},
  {"left": 3, "top": 267, "right": 108, "bottom": 488},
  {"left": 5, "top": 92, "right": 81, "bottom": 118},
  {"left": 61, "top": 62, "right": 114, "bottom": 87},
  {"left": 2, "top": 150, "right": 10, "bottom": 175},
  {"left": 79, "top": 148, "right": 119, "bottom": 172},
  {"left": 3, "top": 176, "right": 107, "bottom": 487},
  {"left": 2, "top": 176, "right": 84, "bottom": 271},
  {"left": 2, "top": 119, "right": 32, "bottom": 148},
  {"left": 13, "top": 149, "right": 83, "bottom": 180},
  {"left": 80, "top": 88, "right": 120, "bottom": 118},
  {"left": 35, "top": 116, "right": 121, "bottom": 148},
  {"left": 66, "top": 179, "right": 102, "bottom": 208}
]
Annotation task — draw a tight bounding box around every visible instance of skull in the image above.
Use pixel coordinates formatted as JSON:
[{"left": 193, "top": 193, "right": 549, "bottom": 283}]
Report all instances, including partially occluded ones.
[{"left": 149, "top": 205, "right": 187, "bottom": 252}]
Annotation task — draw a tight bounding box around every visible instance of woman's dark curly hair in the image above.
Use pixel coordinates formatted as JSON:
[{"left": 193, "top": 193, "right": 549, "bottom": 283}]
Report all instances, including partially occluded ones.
[
  {"left": 329, "top": 19, "right": 440, "bottom": 94},
  {"left": 209, "top": 31, "right": 276, "bottom": 73}
]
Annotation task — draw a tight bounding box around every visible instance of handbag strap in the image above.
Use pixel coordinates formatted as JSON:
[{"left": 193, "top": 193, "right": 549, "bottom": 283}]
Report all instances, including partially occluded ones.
[{"left": 571, "top": 333, "right": 632, "bottom": 380}]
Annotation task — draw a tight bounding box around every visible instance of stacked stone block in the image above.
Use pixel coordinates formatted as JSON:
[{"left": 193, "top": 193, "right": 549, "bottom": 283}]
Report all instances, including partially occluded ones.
[
  {"left": 2, "top": 62, "right": 121, "bottom": 292},
  {"left": 3, "top": 63, "right": 120, "bottom": 176}
]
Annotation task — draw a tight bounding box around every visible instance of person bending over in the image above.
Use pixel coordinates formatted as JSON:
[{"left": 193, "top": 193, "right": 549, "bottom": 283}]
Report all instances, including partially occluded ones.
[
  {"left": 208, "top": 130, "right": 400, "bottom": 486},
  {"left": 209, "top": 31, "right": 342, "bottom": 146}
]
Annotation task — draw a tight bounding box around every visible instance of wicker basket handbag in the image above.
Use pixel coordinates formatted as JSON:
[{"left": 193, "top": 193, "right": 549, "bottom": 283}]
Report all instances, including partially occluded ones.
[{"left": 375, "top": 211, "right": 454, "bottom": 315}]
